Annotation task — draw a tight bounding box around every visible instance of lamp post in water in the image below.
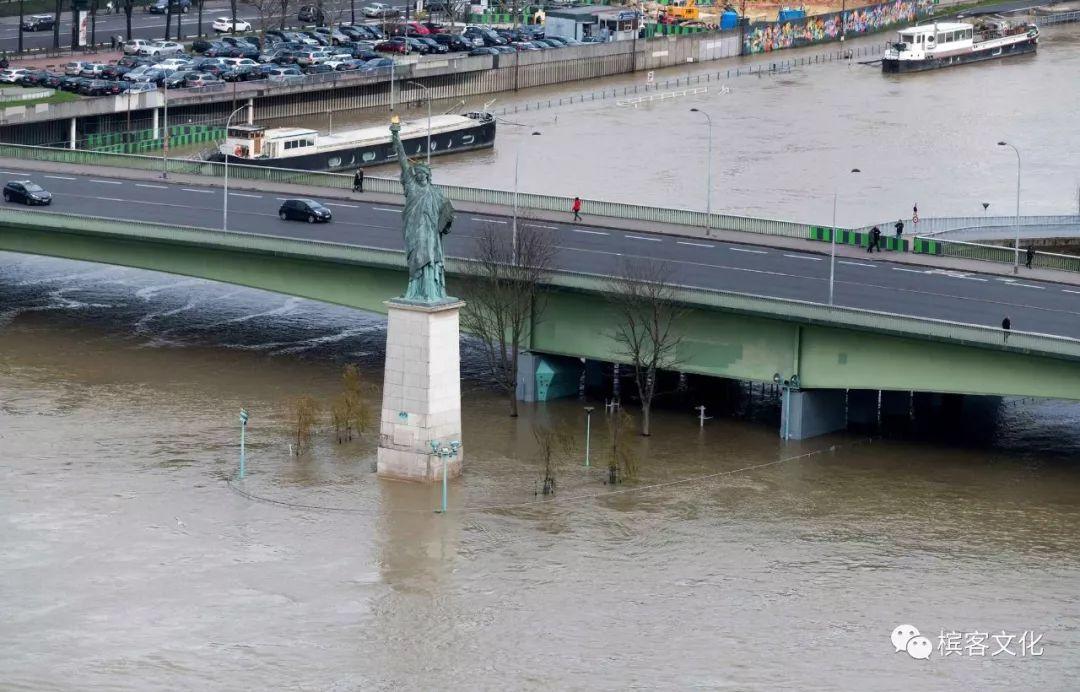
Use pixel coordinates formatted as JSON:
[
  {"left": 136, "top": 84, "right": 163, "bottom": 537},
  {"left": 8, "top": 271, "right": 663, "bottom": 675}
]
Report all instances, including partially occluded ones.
[
  {"left": 690, "top": 108, "right": 713, "bottom": 236},
  {"left": 583, "top": 406, "right": 594, "bottom": 467},
  {"left": 998, "top": 141, "right": 1021, "bottom": 274},
  {"left": 431, "top": 440, "right": 461, "bottom": 514},
  {"left": 223, "top": 104, "right": 250, "bottom": 231},
  {"left": 828, "top": 168, "right": 861, "bottom": 306},
  {"left": 238, "top": 408, "right": 249, "bottom": 479},
  {"left": 512, "top": 131, "right": 543, "bottom": 264}
]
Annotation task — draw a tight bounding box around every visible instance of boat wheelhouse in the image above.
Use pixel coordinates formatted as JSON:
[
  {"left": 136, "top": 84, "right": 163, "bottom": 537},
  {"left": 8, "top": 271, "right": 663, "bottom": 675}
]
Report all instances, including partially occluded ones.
[{"left": 882, "top": 19, "right": 1038, "bottom": 73}]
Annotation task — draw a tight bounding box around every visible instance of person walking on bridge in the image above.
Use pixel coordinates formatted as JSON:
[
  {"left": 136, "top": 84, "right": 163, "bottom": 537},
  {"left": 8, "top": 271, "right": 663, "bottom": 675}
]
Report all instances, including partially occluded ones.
[
  {"left": 1002, "top": 316, "right": 1011, "bottom": 343},
  {"left": 895, "top": 218, "right": 904, "bottom": 240},
  {"left": 572, "top": 196, "right": 582, "bottom": 222},
  {"left": 867, "top": 226, "right": 882, "bottom": 253},
  {"left": 1026, "top": 245, "right": 1035, "bottom": 269},
  {"left": 353, "top": 168, "right": 364, "bottom": 193}
]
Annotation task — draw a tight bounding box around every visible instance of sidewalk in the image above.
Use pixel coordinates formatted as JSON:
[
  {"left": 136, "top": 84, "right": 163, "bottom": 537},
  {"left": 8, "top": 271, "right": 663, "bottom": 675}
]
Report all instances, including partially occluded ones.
[{"left": 4, "top": 155, "right": 1080, "bottom": 288}]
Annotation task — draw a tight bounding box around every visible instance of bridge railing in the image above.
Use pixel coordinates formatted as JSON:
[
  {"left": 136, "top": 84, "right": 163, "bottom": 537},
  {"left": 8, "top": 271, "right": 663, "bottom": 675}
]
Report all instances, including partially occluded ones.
[
  {"left": 854, "top": 214, "right": 1080, "bottom": 235},
  {"left": 1, "top": 142, "right": 1078, "bottom": 261},
  {"left": 3, "top": 206, "right": 1079, "bottom": 363},
  {"left": 913, "top": 236, "right": 1080, "bottom": 273}
]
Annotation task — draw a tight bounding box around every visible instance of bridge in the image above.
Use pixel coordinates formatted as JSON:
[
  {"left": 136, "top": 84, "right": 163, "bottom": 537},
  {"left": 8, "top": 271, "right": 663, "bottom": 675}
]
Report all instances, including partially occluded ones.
[{"left": 2, "top": 164, "right": 1080, "bottom": 439}]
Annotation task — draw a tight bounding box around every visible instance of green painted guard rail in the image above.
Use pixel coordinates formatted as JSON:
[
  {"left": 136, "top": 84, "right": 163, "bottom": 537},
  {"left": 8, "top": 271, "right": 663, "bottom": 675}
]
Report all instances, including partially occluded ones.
[{"left": 2, "top": 205, "right": 1079, "bottom": 363}]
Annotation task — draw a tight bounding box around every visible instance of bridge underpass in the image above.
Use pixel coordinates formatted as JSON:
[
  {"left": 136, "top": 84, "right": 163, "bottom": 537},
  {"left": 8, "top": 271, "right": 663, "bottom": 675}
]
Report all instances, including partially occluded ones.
[{"left": 4, "top": 208, "right": 1080, "bottom": 439}]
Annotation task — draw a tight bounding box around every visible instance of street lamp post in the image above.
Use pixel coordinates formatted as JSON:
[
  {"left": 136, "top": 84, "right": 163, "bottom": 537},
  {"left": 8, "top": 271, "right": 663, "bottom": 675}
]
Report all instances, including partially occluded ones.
[
  {"left": 828, "top": 168, "right": 861, "bottom": 306},
  {"left": 238, "top": 408, "right": 249, "bottom": 479},
  {"left": 223, "top": 104, "right": 250, "bottom": 231},
  {"left": 431, "top": 440, "right": 461, "bottom": 514},
  {"left": 406, "top": 80, "right": 431, "bottom": 165},
  {"left": 998, "top": 141, "right": 1021, "bottom": 274},
  {"left": 690, "top": 108, "right": 713, "bottom": 236},
  {"left": 512, "top": 131, "right": 543, "bottom": 264},
  {"left": 161, "top": 78, "right": 169, "bottom": 179}
]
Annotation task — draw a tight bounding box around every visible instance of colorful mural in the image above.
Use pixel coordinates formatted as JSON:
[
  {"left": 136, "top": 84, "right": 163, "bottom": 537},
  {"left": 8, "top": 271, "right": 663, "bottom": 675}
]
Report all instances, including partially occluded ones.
[{"left": 742, "top": 0, "right": 934, "bottom": 55}]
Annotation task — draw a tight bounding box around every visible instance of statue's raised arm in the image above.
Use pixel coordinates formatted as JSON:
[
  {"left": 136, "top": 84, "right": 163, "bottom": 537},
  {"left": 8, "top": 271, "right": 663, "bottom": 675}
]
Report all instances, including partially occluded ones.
[{"left": 390, "top": 119, "right": 412, "bottom": 190}]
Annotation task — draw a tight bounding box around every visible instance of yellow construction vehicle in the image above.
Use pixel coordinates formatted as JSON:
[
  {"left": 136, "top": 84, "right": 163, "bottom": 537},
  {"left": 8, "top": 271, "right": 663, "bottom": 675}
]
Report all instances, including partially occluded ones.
[{"left": 658, "top": 0, "right": 700, "bottom": 24}]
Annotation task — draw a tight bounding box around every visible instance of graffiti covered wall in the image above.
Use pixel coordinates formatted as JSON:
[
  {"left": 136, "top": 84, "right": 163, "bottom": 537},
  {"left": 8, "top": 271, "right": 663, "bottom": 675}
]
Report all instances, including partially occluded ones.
[{"left": 743, "top": 0, "right": 935, "bottom": 54}]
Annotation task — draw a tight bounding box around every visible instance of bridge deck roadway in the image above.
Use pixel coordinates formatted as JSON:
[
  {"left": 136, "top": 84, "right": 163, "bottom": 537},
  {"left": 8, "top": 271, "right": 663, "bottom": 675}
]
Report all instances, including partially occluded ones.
[{"left": 1, "top": 159, "right": 1079, "bottom": 341}]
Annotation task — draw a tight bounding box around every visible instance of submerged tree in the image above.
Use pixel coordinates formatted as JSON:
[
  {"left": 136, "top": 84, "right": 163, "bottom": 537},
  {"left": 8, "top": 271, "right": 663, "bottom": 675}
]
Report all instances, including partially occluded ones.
[
  {"left": 460, "top": 219, "right": 556, "bottom": 417},
  {"left": 533, "top": 425, "right": 575, "bottom": 496},
  {"left": 605, "top": 409, "right": 640, "bottom": 484},
  {"left": 330, "top": 364, "right": 372, "bottom": 443},
  {"left": 293, "top": 395, "right": 321, "bottom": 456},
  {"left": 609, "top": 261, "right": 685, "bottom": 437}
]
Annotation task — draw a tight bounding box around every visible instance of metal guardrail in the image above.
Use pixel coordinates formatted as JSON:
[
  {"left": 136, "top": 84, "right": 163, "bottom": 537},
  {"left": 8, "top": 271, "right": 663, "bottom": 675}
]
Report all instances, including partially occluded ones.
[
  {"left": 914, "top": 235, "right": 1080, "bottom": 273},
  {"left": 0, "top": 142, "right": 811, "bottom": 239},
  {"left": 2, "top": 206, "right": 1079, "bottom": 362},
  {"left": 856, "top": 214, "right": 1080, "bottom": 235},
  {"left": 1040, "top": 10, "right": 1080, "bottom": 25}
]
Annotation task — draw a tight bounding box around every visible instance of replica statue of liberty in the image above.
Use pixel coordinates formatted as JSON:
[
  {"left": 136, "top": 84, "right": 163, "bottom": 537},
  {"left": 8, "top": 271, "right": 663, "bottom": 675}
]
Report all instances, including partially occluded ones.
[{"left": 390, "top": 116, "right": 455, "bottom": 303}]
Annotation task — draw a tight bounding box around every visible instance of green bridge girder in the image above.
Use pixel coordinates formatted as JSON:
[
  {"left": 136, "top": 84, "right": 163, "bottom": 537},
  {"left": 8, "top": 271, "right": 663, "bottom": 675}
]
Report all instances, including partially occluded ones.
[{"left": 4, "top": 218, "right": 1080, "bottom": 402}]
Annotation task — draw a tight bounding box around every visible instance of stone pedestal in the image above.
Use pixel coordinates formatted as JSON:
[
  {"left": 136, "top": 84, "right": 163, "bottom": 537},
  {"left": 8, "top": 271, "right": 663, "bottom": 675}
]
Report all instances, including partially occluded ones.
[{"left": 377, "top": 299, "right": 464, "bottom": 482}]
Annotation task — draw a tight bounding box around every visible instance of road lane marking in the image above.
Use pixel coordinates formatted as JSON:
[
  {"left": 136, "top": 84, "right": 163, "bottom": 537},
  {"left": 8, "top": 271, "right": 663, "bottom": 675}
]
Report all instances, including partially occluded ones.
[
  {"left": 44, "top": 175, "right": 77, "bottom": 180},
  {"left": 729, "top": 247, "right": 767, "bottom": 254},
  {"left": 1010, "top": 282, "right": 1046, "bottom": 290},
  {"left": 182, "top": 188, "right": 214, "bottom": 194},
  {"left": 893, "top": 267, "right": 927, "bottom": 274},
  {"left": 784, "top": 253, "right": 823, "bottom": 261},
  {"left": 625, "top": 234, "right": 661, "bottom": 242},
  {"left": 1063, "top": 289, "right": 1080, "bottom": 295},
  {"left": 525, "top": 224, "right": 558, "bottom": 230},
  {"left": 324, "top": 202, "right": 357, "bottom": 208},
  {"left": 229, "top": 192, "right": 262, "bottom": 198},
  {"left": 90, "top": 179, "right": 122, "bottom": 185},
  {"left": 572, "top": 229, "right": 608, "bottom": 236},
  {"left": 472, "top": 217, "right": 507, "bottom": 224},
  {"left": 678, "top": 241, "right": 714, "bottom": 248},
  {"left": 135, "top": 183, "right": 167, "bottom": 189},
  {"left": 839, "top": 260, "right": 876, "bottom": 268},
  {"left": 373, "top": 206, "right": 402, "bottom": 213},
  {"left": 97, "top": 197, "right": 126, "bottom": 202}
]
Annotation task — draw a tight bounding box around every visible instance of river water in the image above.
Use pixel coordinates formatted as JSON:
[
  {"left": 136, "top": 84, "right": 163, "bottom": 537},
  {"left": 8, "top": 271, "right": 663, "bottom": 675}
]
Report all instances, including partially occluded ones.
[
  {"left": 2, "top": 254, "right": 1080, "bottom": 690},
  {"left": 293, "top": 23, "right": 1080, "bottom": 224}
]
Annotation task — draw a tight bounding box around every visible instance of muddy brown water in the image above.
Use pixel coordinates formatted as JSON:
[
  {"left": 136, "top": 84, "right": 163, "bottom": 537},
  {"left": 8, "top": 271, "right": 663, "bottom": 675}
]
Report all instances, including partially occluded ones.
[{"left": 2, "top": 254, "right": 1080, "bottom": 689}]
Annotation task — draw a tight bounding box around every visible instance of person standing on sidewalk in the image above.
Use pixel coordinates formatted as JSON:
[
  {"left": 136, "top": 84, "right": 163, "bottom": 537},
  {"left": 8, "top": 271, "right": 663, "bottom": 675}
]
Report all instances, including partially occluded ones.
[
  {"left": 353, "top": 168, "right": 364, "bottom": 193},
  {"left": 1026, "top": 245, "right": 1035, "bottom": 269},
  {"left": 894, "top": 218, "right": 904, "bottom": 239},
  {"left": 1002, "top": 316, "right": 1011, "bottom": 343},
  {"left": 572, "top": 196, "right": 582, "bottom": 222}
]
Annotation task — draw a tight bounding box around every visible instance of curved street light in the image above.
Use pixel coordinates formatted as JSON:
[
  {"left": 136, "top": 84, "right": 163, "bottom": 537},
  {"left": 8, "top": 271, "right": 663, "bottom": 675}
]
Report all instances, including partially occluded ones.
[
  {"left": 512, "top": 131, "right": 543, "bottom": 264},
  {"left": 998, "top": 140, "right": 1021, "bottom": 274},
  {"left": 690, "top": 108, "right": 713, "bottom": 236},
  {"left": 223, "top": 104, "right": 251, "bottom": 231},
  {"left": 828, "top": 168, "right": 861, "bottom": 306}
]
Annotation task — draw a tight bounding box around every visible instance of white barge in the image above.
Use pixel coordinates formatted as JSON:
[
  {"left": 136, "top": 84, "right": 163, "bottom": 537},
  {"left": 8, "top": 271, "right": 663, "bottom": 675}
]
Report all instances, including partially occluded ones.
[
  {"left": 882, "top": 19, "right": 1038, "bottom": 74},
  {"left": 214, "top": 112, "right": 495, "bottom": 170}
]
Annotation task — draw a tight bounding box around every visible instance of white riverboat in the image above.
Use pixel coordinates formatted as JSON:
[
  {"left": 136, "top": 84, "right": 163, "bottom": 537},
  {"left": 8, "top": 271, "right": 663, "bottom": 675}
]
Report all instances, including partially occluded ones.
[
  {"left": 882, "top": 19, "right": 1038, "bottom": 73},
  {"left": 213, "top": 112, "right": 495, "bottom": 171}
]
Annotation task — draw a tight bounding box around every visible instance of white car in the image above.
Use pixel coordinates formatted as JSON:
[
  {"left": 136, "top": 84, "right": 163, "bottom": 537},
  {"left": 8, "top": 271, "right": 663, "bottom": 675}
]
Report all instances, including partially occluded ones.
[
  {"left": 140, "top": 41, "right": 185, "bottom": 57},
  {"left": 0, "top": 68, "right": 30, "bottom": 84},
  {"left": 212, "top": 17, "right": 251, "bottom": 33},
  {"left": 220, "top": 57, "right": 259, "bottom": 68},
  {"left": 152, "top": 58, "right": 191, "bottom": 71},
  {"left": 122, "top": 39, "right": 154, "bottom": 55}
]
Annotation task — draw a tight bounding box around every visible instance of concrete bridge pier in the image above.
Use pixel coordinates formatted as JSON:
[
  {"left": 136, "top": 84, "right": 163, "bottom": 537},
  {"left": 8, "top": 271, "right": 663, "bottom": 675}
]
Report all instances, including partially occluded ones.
[{"left": 780, "top": 388, "right": 846, "bottom": 440}]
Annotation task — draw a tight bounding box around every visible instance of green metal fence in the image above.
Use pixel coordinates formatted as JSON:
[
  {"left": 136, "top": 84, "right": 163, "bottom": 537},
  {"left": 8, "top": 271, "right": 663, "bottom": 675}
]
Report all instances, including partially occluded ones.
[
  {"left": 87, "top": 125, "right": 226, "bottom": 155},
  {"left": 808, "top": 225, "right": 907, "bottom": 252},
  {"left": 3, "top": 205, "right": 1078, "bottom": 362}
]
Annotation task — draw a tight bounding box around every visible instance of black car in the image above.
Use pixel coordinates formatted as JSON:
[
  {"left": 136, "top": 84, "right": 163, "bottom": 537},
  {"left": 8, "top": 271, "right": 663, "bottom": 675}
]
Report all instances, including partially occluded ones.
[
  {"left": 279, "top": 199, "right": 331, "bottom": 223},
  {"left": 21, "top": 14, "right": 55, "bottom": 31},
  {"left": 4, "top": 180, "right": 52, "bottom": 206},
  {"left": 297, "top": 4, "right": 325, "bottom": 24},
  {"left": 101, "top": 64, "right": 131, "bottom": 79},
  {"left": 417, "top": 37, "right": 448, "bottom": 54},
  {"left": 433, "top": 34, "right": 473, "bottom": 52},
  {"left": 15, "top": 70, "right": 48, "bottom": 86},
  {"left": 463, "top": 27, "right": 507, "bottom": 46},
  {"left": 59, "top": 76, "right": 87, "bottom": 92},
  {"left": 303, "top": 63, "right": 335, "bottom": 75},
  {"left": 404, "top": 37, "right": 431, "bottom": 54},
  {"left": 468, "top": 47, "right": 499, "bottom": 56},
  {"left": 147, "top": 0, "right": 191, "bottom": 14}
]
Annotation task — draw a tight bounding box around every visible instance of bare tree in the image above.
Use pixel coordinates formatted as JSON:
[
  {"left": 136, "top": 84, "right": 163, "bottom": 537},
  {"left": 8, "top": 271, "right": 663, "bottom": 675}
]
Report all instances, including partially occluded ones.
[
  {"left": 605, "top": 408, "right": 639, "bottom": 483},
  {"left": 274, "top": 0, "right": 295, "bottom": 29},
  {"left": 460, "top": 219, "right": 556, "bottom": 417},
  {"left": 293, "top": 395, "right": 322, "bottom": 455},
  {"left": 52, "top": 0, "right": 62, "bottom": 49},
  {"left": 533, "top": 425, "right": 575, "bottom": 495},
  {"left": 123, "top": 0, "right": 135, "bottom": 40},
  {"left": 249, "top": 0, "right": 283, "bottom": 39},
  {"left": 609, "top": 261, "right": 684, "bottom": 437}
]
